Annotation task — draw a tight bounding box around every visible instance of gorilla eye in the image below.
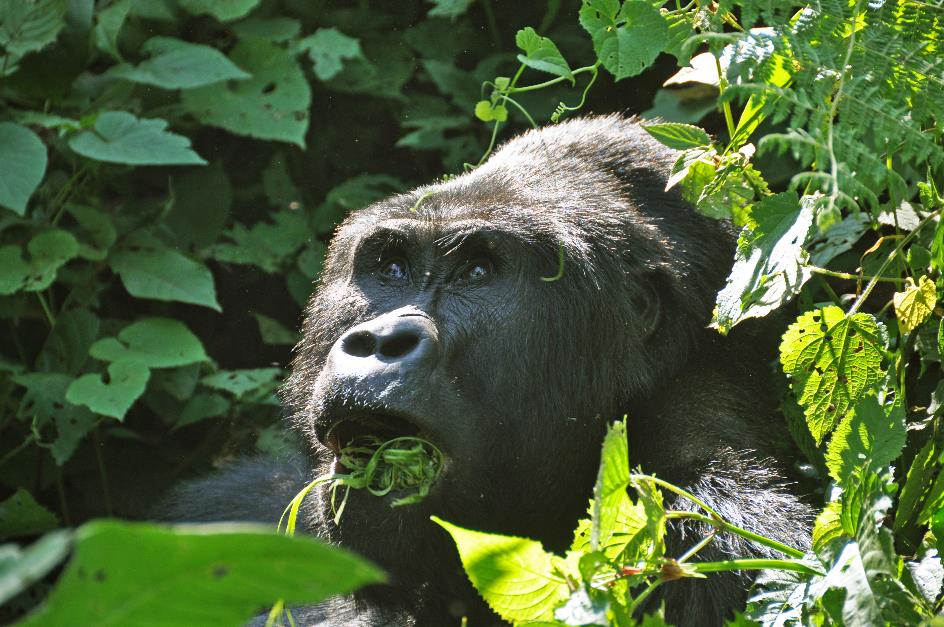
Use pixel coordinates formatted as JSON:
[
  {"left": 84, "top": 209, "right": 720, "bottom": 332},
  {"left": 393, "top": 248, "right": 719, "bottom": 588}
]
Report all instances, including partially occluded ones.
[
  {"left": 379, "top": 258, "right": 409, "bottom": 281},
  {"left": 460, "top": 258, "right": 493, "bottom": 282}
]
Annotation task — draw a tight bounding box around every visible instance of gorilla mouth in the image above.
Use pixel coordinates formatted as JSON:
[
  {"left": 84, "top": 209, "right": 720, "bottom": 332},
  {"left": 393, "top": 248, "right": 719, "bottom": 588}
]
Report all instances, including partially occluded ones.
[{"left": 323, "top": 412, "right": 422, "bottom": 459}]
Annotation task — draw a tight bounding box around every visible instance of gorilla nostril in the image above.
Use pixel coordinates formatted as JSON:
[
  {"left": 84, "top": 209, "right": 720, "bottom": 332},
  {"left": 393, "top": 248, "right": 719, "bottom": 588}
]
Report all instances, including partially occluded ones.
[
  {"left": 378, "top": 332, "right": 420, "bottom": 359},
  {"left": 342, "top": 331, "right": 377, "bottom": 358}
]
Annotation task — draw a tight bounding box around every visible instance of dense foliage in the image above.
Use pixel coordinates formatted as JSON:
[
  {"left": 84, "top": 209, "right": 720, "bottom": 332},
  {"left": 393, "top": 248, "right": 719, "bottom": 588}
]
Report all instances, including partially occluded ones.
[{"left": 1, "top": 0, "right": 943, "bottom": 625}]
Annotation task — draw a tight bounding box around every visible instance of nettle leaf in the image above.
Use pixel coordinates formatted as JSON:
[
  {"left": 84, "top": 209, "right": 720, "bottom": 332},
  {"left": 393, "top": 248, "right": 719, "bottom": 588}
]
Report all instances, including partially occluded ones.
[
  {"left": 813, "top": 500, "right": 843, "bottom": 552},
  {"left": 69, "top": 112, "right": 206, "bottom": 165},
  {"left": 177, "top": 0, "right": 261, "bottom": 22},
  {"left": 642, "top": 122, "right": 711, "bottom": 150},
  {"left": 426, "top": 0, "right": 475, "bottom": 19},
  {"left": 579, "top": 0, "right": 669, "bottom": 81},
  {"left": 825, "top": 397, "right": 906, "bottom": 484},
  {"left": 432, "top": 516, "right": 569, "bottom": 623},
  {"left": 299, "top": 27, "right": 363, "bottom": 81},
  {"left": 201, "top": 368, "right": 282, "bottom": 398},
  {"left": 0, "top": 530, "right": 72, "bottom": 607},
  {"left": 780, "top": 306, "right": 887, "bottom": 444},
  {"left": 90, "top": 318, "right": 208, "bottom": 369},
  {"left": 893, "top": 275, "right": 936, "bottom": 334},
  {"left": 209, "top": 209, "right": 310, "bottom": 272},
  {"left": 713, "top": 192, "right": 814, "bottom": 334},
  {"left": 0, "top": 0, "right": 67, "bottom": 63},
  {"left": 515, "top": 27, "right": 573, "bottom": 82},
  {"left": 181, "top": 40, "right": 310, "bottom": 147},
  {"left": 109, "top": 36, "right": 250, "bottom": 90},
  {"left": 14, "top": 373, "right": 98, "bottom": 465},
  {"left": 0, "top": 489, "right": 59, "bottom": 541},
  {"left": 0, "top": 122, "right": 47, "bottom": 215},
  {"left": 66, "top": 359, "right": 150, "bottom": 420},
  {"left": 17, "top": 520, "right": 384, "bottom": 627},
  {"left": 591, "top": 420, "right": 630, "bottom": 552},
  {"left": 109, "top": 235, "right": 220, "bottom": 310},
  {"left": 0, "top": 229, "right": 79, "bottom": 295}
]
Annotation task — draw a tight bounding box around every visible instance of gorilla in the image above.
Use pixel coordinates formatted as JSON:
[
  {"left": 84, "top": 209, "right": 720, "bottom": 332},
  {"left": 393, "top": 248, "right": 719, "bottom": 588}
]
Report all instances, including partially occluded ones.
[{"left": 165, "top": 115, "right": 811, "bottom": 626}]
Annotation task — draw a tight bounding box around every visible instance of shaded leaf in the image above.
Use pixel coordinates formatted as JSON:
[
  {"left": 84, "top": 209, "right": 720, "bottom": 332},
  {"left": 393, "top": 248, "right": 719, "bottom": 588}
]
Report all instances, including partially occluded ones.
[
  {"left": 14, "top": 373, "right": 99, "bottom": 465},
  {"left": 0, "top": 122, "right": 47, "bottom": 215},
  {"left": 109, "top": 36, "right": 250, "bottom": 89},
  {"left": 201, "top": 368, "right": 282, "bottom": 398},
  {"left": 110, "top": 237, "right": 220, "bottom": 310},
  {"left": 90, "top": 318, "right": 207, "bottom": 369},
  {"left": 300, "top": 27, "right": 363, "bottom": 81},
  {"left": 69, "top": 112, "right": 206, "bottom": 165},
  {"left": 0, "top": 489, "right": 59, "bottom": 541},
  {"left": 0, "top": 229, "right": 78, "bottom": 295},
  {"left": 66, "top": 359, "right": 150, "bottom": 420},
  {"left": 177, "top": 0, "right": 260, "bottom": 22}
]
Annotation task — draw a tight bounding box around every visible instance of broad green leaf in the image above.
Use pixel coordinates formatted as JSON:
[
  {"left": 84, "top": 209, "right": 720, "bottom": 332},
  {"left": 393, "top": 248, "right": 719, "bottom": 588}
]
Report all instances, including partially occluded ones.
[
  {"left": 69, "top": 112, "right": 206, "bottom": 165},
  {"left": 0, "top": 489, "right": 59, "bottom": 541},
  {"left": 209, "top": 209, "right": 310, "bottom": 272},
  {"left": 254, "top": 313, "right": 297, "bottom": 345},
  {"left": 0, "top": 530, "right": 71, "bottom": 606},
  {"left": 780, "top": 307, "right": 887, "bottom": 443},
  {"left": 262, "top": 153, "right": 299, "bottom": 208},
  {"left": 0, "top": 0, "right": 67, "bottom": 63},
  {"left": 515, "top": 27, "right": 573, "bottom": 82},
  {"left": 14, "top": 373, "right": 99, "bottom": 465},
  {"left": 93, "top": 0, "right": 130, "bottom": 60},
  {"left": 66, "top": 204, "right": 117, "bottom": 261},
  {"left": 893, "top": 275, "right": 937, "bottom": 333},
  {"left": 177, "top": 0, "right": 260, "bottom": 22},
  {"left": 201, "top": 368, "right": 282, "bottom": 398},
  {"left": 232, "top": 17, "right": 300, "bottom": 41},
  {"left": 18, "top": 520, "right": 384, "bottom": 626},
  {"left": 175, "top": 392, "right": 230, "bottom": 429},
  {"left": 713, "top": 192, "right": 814, "bottom": 334},
  {"left": 825, "top": 397, "right": 906, "bottom": 484},
  {"left": 181, "top": 40, "right": 310, "bottom": 147},
  {"left": 642, "top": 122, "right": 712, "bottom": 150},
  {"left": 580, "top": 0, "right": 669, "bottom": 81},
  {"left": 474, "top": 99, "right": 508, "bottom": 122},
  {"left": 426, "top": 0, "right": 474, "bottom": 19},
  {"left": 317, "top": 174, "right": 403, "bottom": 231},
  {"left": 299, "top": 27, "right": 363, "bottom": 81},
  {"left": 109, "top": 36, "right": 250, "bottom": 89},
  {"left": 109, "top": 238, "right": 221, "bottom": 310},
  {"left": 812, "top": 500, "right": 843, "bottom": 552},
  {"left": 66, "top": 359, "right": 150, "bottom": 420},
  {"left": 0, "top": 229, "right": 78, "bottom": 295},
  {"left": 432, "top": 516, "right": 569, "bottom": 622},
  {"left": 591, "top": 420, "right": 630, "bottom": 552},
  {"left": 896, "top": 439, "right": 940, "bottom": 532},
  {"left": 0, "top": 122, "right": 47, "bottom": 215},
  {"left": 90, "top": 318, "right": 207, "bottom": 368}
]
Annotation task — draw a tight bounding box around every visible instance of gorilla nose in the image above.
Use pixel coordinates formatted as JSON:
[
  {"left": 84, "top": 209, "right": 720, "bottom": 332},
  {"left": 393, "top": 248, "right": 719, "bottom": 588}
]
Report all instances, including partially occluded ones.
[{"left": 335, "top": 311, "right": 438, "bottom": 367}]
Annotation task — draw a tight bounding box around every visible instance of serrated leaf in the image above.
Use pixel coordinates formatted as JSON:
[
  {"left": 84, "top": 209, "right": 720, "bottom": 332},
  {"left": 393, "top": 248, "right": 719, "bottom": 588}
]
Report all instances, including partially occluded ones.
[
  {"left": 591, "top": 420, "right": 630, "bottom": 552},
  {"left": 110, "top": 237, "right": 220, "bottom": 310},
  {"left": 893, "top": 275, "right": 937, "bottom": 333},
  {"left": 0, "top": 122, "right": 47, "bottom": 215},
  {"left": 812, "top": 500, "right": 843, "bottom": 552},
  {"left": 17, "top": 520, "right": 384, "bottom": 626},
  {"left": 181, "top": 40, "right": 310, "bottom": 147},
  {"left": 0, "top": 489, "right": 59, "bottom": 541},
  {"left": 825, "top": 396, "right": 906, "bottom": 484},
  {"left": 201, "top": 368, "right": 282, "bottom": 398},
  {"left": 69, "top": 112, "right": 206, "bottom": 165},
  {"left": 177, "top": 0, "right": 260, "bottom": 22},
  {"left": 209, "top": 209, "right": 310, "bottom": 272},
  {"left": 109, "top": 36, "right": 250, "bottom": 89},
  {"left": 580, "top": 0, "right": 669, "bottom": 81},
  {"left": 713, "top": 192, "right": 814, "bottom": 334},
  {"left": 0, "top": 530, "right": 71, "bottom": 607},
  {"left": 432, "top": 516, "right": 568, "bottom": 622},
  {"left": 66, "top": 359, "right": 150, "bottom": 420},
  {"left": 642, "top": 123, "right": 712, "bottom": 150},
  {"left": 299, "top": 28, "right": 363, "bottom": 81},
  {"left": 90, "top": 318, "right": 207, "bottom": 369},
  {"left": 0, "top": 0, "right": 67, "bottom": 61},
  {"left": 14, "top": 373, "right": 99, "bottom": 465},
  {"left": 0, "top": 229, "right": 78, "bottom": 295},
  {"left": 515, "top": 27, "right": 573, "bottom": 82},
  {"left": 780, "top": 306, "right": 887, "bottom": 443}
]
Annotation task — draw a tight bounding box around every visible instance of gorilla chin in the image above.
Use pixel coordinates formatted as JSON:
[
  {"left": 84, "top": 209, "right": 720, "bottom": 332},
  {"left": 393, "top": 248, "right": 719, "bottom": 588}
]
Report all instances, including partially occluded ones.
[{"left": 164, "top": 115, "right": 812, "bottom": 627}]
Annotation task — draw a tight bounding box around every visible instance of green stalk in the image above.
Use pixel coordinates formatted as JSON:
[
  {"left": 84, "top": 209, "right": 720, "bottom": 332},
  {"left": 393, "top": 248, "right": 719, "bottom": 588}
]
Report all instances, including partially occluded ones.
[{"left": 689, "top": 558, "right": 821, "bottom": 576}]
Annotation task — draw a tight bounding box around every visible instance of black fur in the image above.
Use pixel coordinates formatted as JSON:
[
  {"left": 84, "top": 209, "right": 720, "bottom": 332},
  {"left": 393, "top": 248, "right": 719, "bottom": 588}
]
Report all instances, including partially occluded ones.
[{"left": 163, "top": 116, "right": 811, "bottom": 626}]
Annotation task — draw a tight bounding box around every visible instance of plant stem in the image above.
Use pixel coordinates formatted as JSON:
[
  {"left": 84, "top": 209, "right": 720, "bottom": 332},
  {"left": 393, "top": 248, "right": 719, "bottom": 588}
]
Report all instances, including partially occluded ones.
[
  {"left": 508, "top": 65, "right": 599, "bottom": 93},
  {"left": 0, "top": 434, "right": 36, "bottom": 467},
  {"left": 627, "top": 579, "right": 662, "bottom": 616},
  {"left": 93, "top": 426, "right": 113, "bottom": 516},
  {"left": 714, "top": 54, "right": 736, "bottom": 140},
  {"left": 677, "top": 530, "right": 717, "bottom": 563},
  {"left": 663, "top": 508, "right": 806, "bottom": 559},
  {"left": 689, "top": 558, "right": 821, "bottom": 576},
  {"left": 809, "top": 266, "right": 905, "bottom": 283},
  {"left": 36, "top": 292, "right": 56, "bottom": 328}
]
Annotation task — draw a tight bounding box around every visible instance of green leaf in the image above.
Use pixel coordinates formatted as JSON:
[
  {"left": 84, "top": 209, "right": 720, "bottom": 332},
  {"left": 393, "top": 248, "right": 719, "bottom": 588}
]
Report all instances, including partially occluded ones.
[
  {"left": 166, "top": 162, "right": 232, "bottom": 248},
  {"left": 110, "top": 237, "right": 220, "bottom": 310},
  {"left": 0, "top": 122, "right": 47, "bottom": 215},
  {"left": 66, "top": 359, "right": 150, "bottom": 420},
  {"left": 176, "top": 0, "right": 260, "bottom": 22},
  {"left": 515, "top": 27, "right": 573, "bottom": 82},
  {"left": 812, "top": 500, "right": 843, "bottom": 552},
  {"left": 90, "top": 318, "right": 207, "bottom": 369},
  {"left": 0, "top": 489, "right": 59, "bottom": 541},
  {"left": 713, "top": 192, "right": 814, "bottom": 334},
  {"left": 299, "top": 27, "right": 363, "bottom": 81},
  {"left": 201, "top": 368, "right": 282, "bottom": 398},
  {"left": 109, "top": 36, "right": 250, "bottom": 89},
  {"left": 0, "top": 530, "right": 72, "bottom": 607},
  {"left": 175, "top": 392, "right": 230, "bottom": 429},
  {"left": 14, "top": 373, "right": 99, "bottom": 465},
  {"left": 474, "top": 99, "right": 508, "bottom": 122},
  {"left": 36, "top": 307, "right": 100, "bottom": 374},
  {"left": 69, "top": 111, "right": 206, "bottom": 166},
  {"left": 590, "top": 420, "right": 630, "bottom": 552},
  {"left": 580, "top": 0, "right": 669, "bottom": 81},
  {"left": 426, "top": 0, "right": 474, "bottom": 19},
  {"left": 642, "top": 122, "right": 712, "bottom": 150},
  {"left": 18, "top": 520, "right": 384, "bottom": 626},
  {"left": 66, "top": 204, "right": 117, "bottom": 261},
  {"left": 825, "top": 397, "right": 906, "bottom": 484},
  {"left": 254, "top": 313, "right": 297, "bottom": 345},
  {"left": 0, "top": 0, "right": 67, "bottom": 64},
  {"left": 0, "top": 229, "right": 79, "bottom": 295},
  {"left": 893, "top": 275, "right": 937, "bottom": 334},
  {"left": 780, "top": 306, "right": 887, "bottom": 443},
  {"left": 432, "top": 516, "right": 569, "bottom": 623},
  {"left": 209, "top": 209, "right": 310, "bottom": 272},
  {"left": 92, "top": 0, "right": 131, "bottom": 60},
  {"left": 181, "top": 40, "right": 310, "bottom": 147},
  {"left": 641, "top": 89, "right": 716, "bottom": 125},
  {"left": 232, "top": 17, "right": 300, "bottom": 42}
]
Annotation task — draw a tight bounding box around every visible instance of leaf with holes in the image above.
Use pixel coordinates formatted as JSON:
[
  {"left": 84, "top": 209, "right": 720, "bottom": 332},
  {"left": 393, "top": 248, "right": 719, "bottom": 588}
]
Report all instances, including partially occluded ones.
[
  {"left": 181, "top": 40, "right": 310, "bottom": 147},
  {"left": 893, "top": 275, "right": 937, "bottom": 334},
  {"left": 68, "top": 112, "right": 206, "bottom": 165},
  {"left": 66, "top": 359, "right": 150, "bottom": 420},
  {"left": 780, "top": 306, "right": 887, "bottom": 444},
  {"left": 515, "top": 27, "right": 573, "bottom": 83},
  {"left": 0, "top": 122, "right": 47, "bottom": 215},
  {"left": 90, "top": 318, "right": 207, "bottom": 369},
  {"left": 0, "top": 230, "right": 79, "bottom": 295},
  {"left": 14, "top": 373, "right": 98, "bottom": 465},
  {"left": 108, "top": 36, "right": 250, "bottom": 89},
  {"left": 825, "top": 396, "right": 906, "bottom": 484},
  {"left": 579, "top": 0, "right": 669, "bottom": 80},
  {"left": 201, "top": 368, "right": 282, "bottom": 398},
  {"left": 299, "top": 28, "right": 363, "bottom": 81}
]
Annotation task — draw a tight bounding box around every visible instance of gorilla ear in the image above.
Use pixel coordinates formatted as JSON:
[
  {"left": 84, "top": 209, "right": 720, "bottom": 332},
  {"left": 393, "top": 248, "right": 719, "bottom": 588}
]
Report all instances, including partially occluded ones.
[{"left": 631, "top": 275, "right": 662, "bottom": 340}]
